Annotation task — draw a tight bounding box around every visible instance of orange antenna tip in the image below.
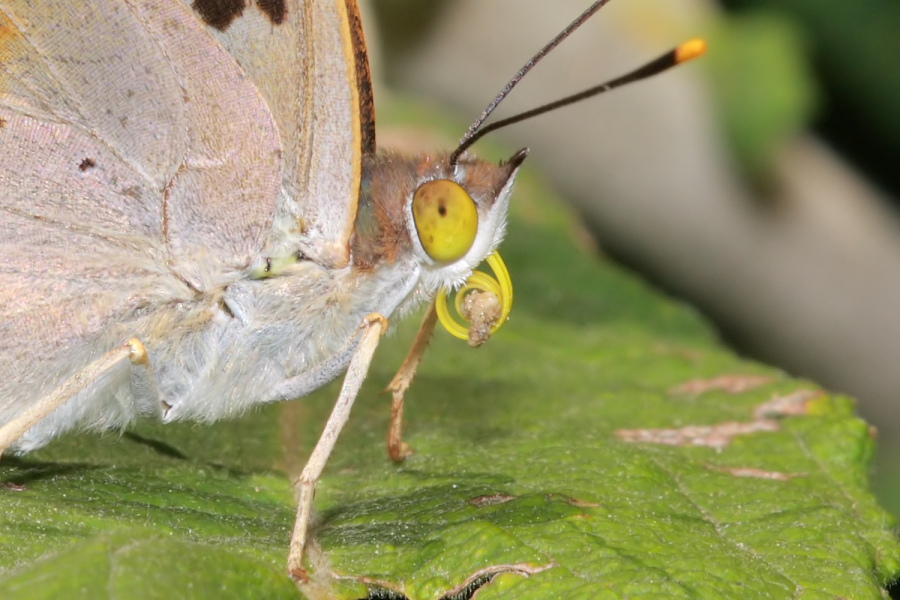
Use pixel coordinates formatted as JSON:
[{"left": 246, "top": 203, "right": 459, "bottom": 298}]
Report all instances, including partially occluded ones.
[{"left": 676, "top": 38, "right": 708, "bottom": 64}]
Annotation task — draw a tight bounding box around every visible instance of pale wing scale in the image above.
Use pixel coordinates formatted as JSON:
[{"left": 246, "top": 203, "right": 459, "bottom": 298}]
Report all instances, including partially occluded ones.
[
  {"left": 0, "top": 1, "right": 187, "bottom": 187},
  {"left": 127, "top": 0, "right": 282, "bottom": 280},
  {"left": 187, "top": 0, "right": 371, "bottom": 268},
  {"left": 186, "top": 2, "right": 309, "bottom": 221},
  {"left": 0, "top": 208, "right": 176, "bottom": 440},
  {"left": 300, "top": 0, "right": 368, "bottom": 267},
  {"left": 0, "top": 0, "right": 282, "bottom": 437},
  {"left": 0, "top": 110, "right": 188, "bottom": 430},
  {"left": 2, "top": 1, "right": 283, "bottom": 278},
  {"left": 0, "top": 112, "right": 163, "bottom": 237},
  {"left": 0, "top": 11, "right": 82, "bottom": 124}
]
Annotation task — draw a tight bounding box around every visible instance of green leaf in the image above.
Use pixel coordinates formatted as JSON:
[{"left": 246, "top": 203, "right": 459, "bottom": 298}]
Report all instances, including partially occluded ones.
[{"left": 1, "top": 101, "right": 897, "bottom": 599}]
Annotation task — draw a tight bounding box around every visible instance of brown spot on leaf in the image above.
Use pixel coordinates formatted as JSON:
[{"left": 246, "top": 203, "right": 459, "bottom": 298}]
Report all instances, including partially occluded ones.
[
  {"left": 470, "top": 493, "right": 516, "bottom": 507},
  {"left": 562, "top": 496, "right": 601, "bottom": 508},
  {"left": 616, "top": 419, "right": 780, "bottom": 451},
  {"left": 192, "top": 0, "right": 245, "bottom": 31},
  {"left": 543, "top": 492, "right": 601, "bottom": 508},
  {"left": 754, "top": 389, "right": 823, "bottom": 419},
  {"left": 709, "top": 465, "right": 805, "bottom": 481},
  {"left": 352, "top": 564, "right": 556, "bottom": 599},
  {"left": 618, "top": 388, "right": 828, "bottom": 451},
  {"left": 671, "top": 375, "right": 774, "bottom": 395},
  {"left": 438, "top": 563, "right": 555, "bottom": 599},
  {"left": 78, "top": 158, "right": 96, "bottom": 171}
]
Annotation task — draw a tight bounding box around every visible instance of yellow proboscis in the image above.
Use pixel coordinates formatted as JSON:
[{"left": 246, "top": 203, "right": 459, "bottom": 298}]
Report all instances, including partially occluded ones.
[{"left": 435, "top": 252, "right": 513, "bottom": 341}]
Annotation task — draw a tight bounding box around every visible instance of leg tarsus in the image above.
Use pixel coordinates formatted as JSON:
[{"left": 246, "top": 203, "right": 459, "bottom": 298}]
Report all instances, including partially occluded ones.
[
  {"left": 385, "top": 300, "right": 438, "bottom": 463},
  {"left": 287, "top": 313, "right": 388, "bottom": 580}
]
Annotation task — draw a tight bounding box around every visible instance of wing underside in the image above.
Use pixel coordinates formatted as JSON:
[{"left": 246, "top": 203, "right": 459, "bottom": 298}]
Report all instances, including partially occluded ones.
[
  {"left": 0, "top": 0, "right": 375, "bottom": 424},
  {"left": 188, "top": 0, "right": 375, "bottom": 267},
  {"left": 0, "top": 0, "right": 283, "bottom": 412}
]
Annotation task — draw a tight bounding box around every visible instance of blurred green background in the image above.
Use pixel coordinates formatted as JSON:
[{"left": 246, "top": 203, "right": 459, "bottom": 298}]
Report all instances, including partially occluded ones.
[{"left": 720, "top": 0, "right": 900, "bottom": 200}]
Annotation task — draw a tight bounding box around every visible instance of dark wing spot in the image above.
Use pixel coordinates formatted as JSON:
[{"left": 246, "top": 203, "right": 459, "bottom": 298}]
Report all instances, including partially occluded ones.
[
  {"left": 255, "top": 0, "right": 286, "bottom": 25},
  {"left": 121, "top": 185, "right": 143, "bottom": 200},
  {"left": 79, "top": 158, "right": 97, "bottom": 171},
  {"left": 192, "top": 0, "right": 245, "bottom": 31}
]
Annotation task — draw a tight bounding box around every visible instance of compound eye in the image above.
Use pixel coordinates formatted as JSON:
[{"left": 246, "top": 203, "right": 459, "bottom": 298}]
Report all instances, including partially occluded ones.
[{"left": 412, "top": 179, "right": 478, "bottom": 263}]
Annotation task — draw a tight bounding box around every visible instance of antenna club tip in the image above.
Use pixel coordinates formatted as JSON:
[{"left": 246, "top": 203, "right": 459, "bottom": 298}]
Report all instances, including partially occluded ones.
[{"left": 676, "top": 38, "right": 708, "bottom": 64}]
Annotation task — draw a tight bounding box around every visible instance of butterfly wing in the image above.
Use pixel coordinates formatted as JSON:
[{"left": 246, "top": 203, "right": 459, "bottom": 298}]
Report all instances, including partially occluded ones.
[
  {"left": 1, "top": 1, "right": 283, "bottom": 276},
  {"left": 0, "top": 1, "right": 282, "bottom": 423},
  {"left": 186, "top": 0, "right": 375, "bottom": 268},
  {"left": 185, "top": 0, "right": 375, "bottom": 266}
]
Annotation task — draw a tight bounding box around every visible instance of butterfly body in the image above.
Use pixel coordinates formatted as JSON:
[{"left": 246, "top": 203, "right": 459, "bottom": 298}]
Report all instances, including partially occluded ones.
[
  {"left": 0, "top": 0, "right": 520, "bottom": 564},
  {"left": 2, "top": 136, "right": 518, "bottom": 449}
]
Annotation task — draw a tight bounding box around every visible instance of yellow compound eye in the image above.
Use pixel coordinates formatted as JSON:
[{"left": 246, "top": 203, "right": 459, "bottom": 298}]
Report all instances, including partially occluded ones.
[{"left": 413, "top": 179, "right": 478, "bottom": 263}]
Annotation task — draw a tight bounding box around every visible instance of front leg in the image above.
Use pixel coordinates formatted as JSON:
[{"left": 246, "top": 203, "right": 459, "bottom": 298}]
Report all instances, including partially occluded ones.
[
  {"left": 286, "top": 313, "right": 388, "bottom": 581},
  {"left": 385, "top": 299, "right": 439, "bottom": 463}
]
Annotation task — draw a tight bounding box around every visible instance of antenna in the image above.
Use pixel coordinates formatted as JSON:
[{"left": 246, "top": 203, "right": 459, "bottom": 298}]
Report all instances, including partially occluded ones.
[{"left": 449, "top": 1, "right": 707, "bottom": 166}]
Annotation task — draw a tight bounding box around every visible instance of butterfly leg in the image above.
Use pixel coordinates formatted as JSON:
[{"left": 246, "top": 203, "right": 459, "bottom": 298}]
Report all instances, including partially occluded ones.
[
  {"left": 384, "top": 299, "right": 438, "bottom": 463},
  {"left": 0, "top": 338, "right": 158, "bottom": 456},
  {"left": 287, "top": 313, "right": 388, "bottom": 582}
]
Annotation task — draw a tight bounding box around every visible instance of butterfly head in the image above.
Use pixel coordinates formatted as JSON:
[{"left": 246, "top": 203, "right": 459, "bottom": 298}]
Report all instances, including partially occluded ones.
[
  {"left": 406, "top": 149, "right": 527, "bottom": 291},
  {"left": 356, "top": 149, "right": 526, "bottom": 340}
]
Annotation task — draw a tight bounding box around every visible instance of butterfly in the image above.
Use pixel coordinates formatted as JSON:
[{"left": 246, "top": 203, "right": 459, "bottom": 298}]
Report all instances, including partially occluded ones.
[{"left": 0, "top": 0, "right": 704, "bottom": 580}]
